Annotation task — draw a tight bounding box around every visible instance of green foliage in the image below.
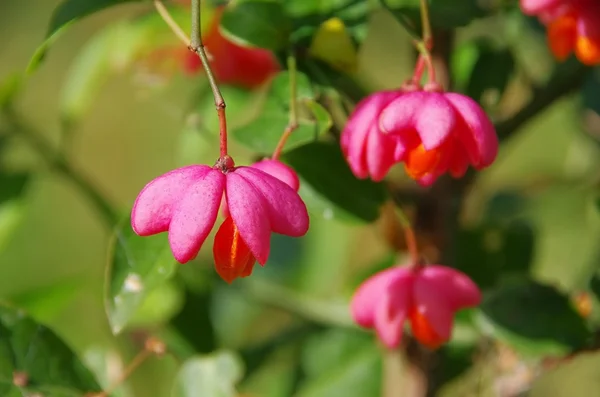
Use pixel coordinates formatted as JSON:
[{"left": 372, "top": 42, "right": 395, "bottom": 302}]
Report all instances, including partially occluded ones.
[
  {"left": 28, "top": 0, "right": 146, "bottom": 73},
  {"left": 0, "top": 304, "right": 101, "bottom": 395},
  {"left": 172, "top": 351, "right": 244, "bottom": 397},
  {"left": 232, "top": 71, "right": 332, "bottom": 154},
  {"left": 478, "top": 279, "right": 591, "bottom": 357},
  {"left": 220, "top": 0, "right": 292, "bottom": 50},
  {"left": 105, "top": 218, "right": 177, "bottom": 334},
  {"left": 283, "top": 141, "right": 388, "bottom": 223}
]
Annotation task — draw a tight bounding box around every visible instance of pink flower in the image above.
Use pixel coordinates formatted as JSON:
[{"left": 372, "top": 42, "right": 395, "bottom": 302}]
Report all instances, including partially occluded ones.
[
  {"left": 221, "top": 159, "right": 300, "bottom": 219},
  {"left": 351, "top": 265, "right": 481, "bottom": 349},
  {"left": 380, "top": 90, "right": 498, "bottom": 186},
  {"left": 131, "top": 158, "right": 309, "bottom": 283},
  {"left": 520, "top": 0, "right": 600, "bottom": 65},
  {"left": 249, "top": 159, "right": 300, "bottom": 191},
  {"left": 340, "top": 90, "right": 406, "bottom": 182}
]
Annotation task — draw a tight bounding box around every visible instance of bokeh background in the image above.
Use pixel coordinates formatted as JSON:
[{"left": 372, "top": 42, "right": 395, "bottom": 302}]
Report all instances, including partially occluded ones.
[{"left": 2, "top": 0, "right": 600, "bottom": 396}]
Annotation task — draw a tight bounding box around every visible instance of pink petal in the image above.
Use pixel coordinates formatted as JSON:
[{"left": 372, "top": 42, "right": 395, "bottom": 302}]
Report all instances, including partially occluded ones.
[
  {"left": 365, "top": 125, "right": 398, "bottom": 181},
  {"left": 444, "top": 93, "right": 498, "bottom": 168},
  {"left": 131, "top": 165, "right": 211, "bottom": 236},
  {"left": 520, "top": 0, "right": 562, "bottom": 15},
  {"left": 351, "top": 267, "right": 412, "bottom": 328},
  {"left": 342, "top": 91, "right": 400, "bottom": 179},
  {"left": 412, "top": 275, "right": 455, "bottom": 341},
  {"left": 374, "top": 290, "right": 409, "bottom": 349},
  {"left": 577, "top": 5, "right": 600, "bottom": 38},
  {"left": 418, "top": 265, "right": 482, "bottom": 311},
  {"left": 168, "top": 169, "right": 225, "bottom": 263},
  {"left": 225, "top": 171, "right": 272, "bottom": 264},
  {"left": 233, "top": 167, "right": 309, "bottom": 237},
  {"left": 251, "top": 159, "right": 300, "bottom": 191},
  {"left": 381, "top": 92, "right": 456, "bottom": 151}
]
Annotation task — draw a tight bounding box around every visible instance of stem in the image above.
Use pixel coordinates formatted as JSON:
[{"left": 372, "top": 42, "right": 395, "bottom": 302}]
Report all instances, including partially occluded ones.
[
  {"left": 154, "top": 0, "right": 191, "bottom": 46},
  {"left": 418, "top": 0, "right": 432, "bottom": 47},
  {"left": 4, "top": 110, "right": 119, "bottom": 228},
  {"left": 412, "top": 55, "right": 426, "bottom": 83},
  {"left": 415, "top": 41, "right": 436, "bottom": 84},
  {"left": 96, "top": 349, "right": 151, "bottom": 397},
  {"left": 189, "top": 0, "right": 228, "bottom": 158},
  {"left": 395, "top": 206, "right": 420, "bottom": 267},
  {"left": 272, "top": 54, "right": 299, "bottom": 160}
]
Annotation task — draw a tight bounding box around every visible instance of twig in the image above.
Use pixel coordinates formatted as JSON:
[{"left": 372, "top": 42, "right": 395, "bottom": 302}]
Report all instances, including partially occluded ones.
[
  {"left": 189, "top": 0, "right": 228, "bottom": 158},
  {"left": 272, "top": 54, "right": 299, "bottom": 160},
  {"left": 154, "top": 0, "right": 190, "bottom": 45}
]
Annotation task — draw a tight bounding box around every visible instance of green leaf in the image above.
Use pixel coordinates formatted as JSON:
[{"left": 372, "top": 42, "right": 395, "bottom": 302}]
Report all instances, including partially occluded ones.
[
  {"left": 478, "top": 279, "right": 591, "bottom": 357},
  {"left": 104, "top": 218, "right": 177, "bottom": 334},
  {"left": 0, "top": 73, "right": 23, "bottom": 110},
  {"left": 8, "top": 280, "right": 82, "bottom": 320},
  {"left": 386, "top": 0, "right": 488, "bottom": 30},
  {"left": 454, "top": 219, "right": 535, "bottom": 289},
  {"left": 0, "top": 304, "right": 101, "bottom": 395},
  {"left": 28, "top": 0, "right": 144, "bottom": 73},
  {"left": 0, "top": 172, "right": 30, "bottom": 253},
  {"left": 60, "top": 19, "right": 153, "bottom": 125},
  {"left": 127, "top": 280, "right": 185, "bottom": 328},
  {"left": 172, "top": 351, "right": 244, "bottom": 397},
  {"left": 282, "top": 141, "right": 388, "bottom": 223},
  {"left": 452, "top": 39, "right": 515, "bottom": 106},
  {"left": 220, "top": 0, "right": 292, "bottom": 50},
  {"left": 297, "top": 328, "right": 381, "bottom": 397},
  {"left": 231, "top": 71, "right": 332, "bottom": 154}
]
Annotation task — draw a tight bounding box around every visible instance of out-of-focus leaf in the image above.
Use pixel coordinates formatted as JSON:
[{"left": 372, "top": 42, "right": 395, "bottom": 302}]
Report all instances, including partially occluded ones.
[
  {"left": 385, "top": 0, "right": 488, "bottom": 30},
  {"left": 231, "top": 71, "right": 332, "bottom": 154},
  {"left": 127, "top": 280, "right": 184, "bottom": 328},
  {"left": 8, "top": 280, "right": 82, "bottom": 320},
  {"left": 172, "top": 351, "right": 244, "bottom": 397},
  {"left": 283, "top": 141, "right": 388, "bottom": 223},
  {"left": 220, "top": 0, "right": 291, "bottom": 50},
  {"left": 28, "top": 0, "right": 145, "bottom": 73},
  {"left": 478, "top": 279, "right": 591, "bottom": 357},
  {"left": 454, "top": 219, "right": 535, "bottom": 289},
  {"left": 589, "top": 272, "right": 600, "bottom": 302},
  {"left": 60, "top": 19, "right": 152, "bottom": 125},
  {"left": 83, "top": 346, "right": 133, "bottom": 397},
  {"left": 297, "top": 328, "right": 381, "bottom": 397},
  {"left": 452, "top": 39, "right": 515, "bottom": 106},
  {"left": 0, "top": 173, "right": 30, "bottom": 253},
  {"left": 104, "top": 218, "right": 177, "bottom": 334},
  {"left": 309, "top": 17, "right": 358, "bottom": 74},
  {"left": 0, "top": 73, "right": 23, "bottom": 110},
  {"left": 0, "top": 304, "right": 101, "bottom": 395}
]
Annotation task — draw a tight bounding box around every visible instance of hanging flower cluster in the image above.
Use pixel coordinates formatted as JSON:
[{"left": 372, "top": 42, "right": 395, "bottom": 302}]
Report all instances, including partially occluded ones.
[
  {"left": 520, "top": 0, "right": 600, "bottom": 65},
  {"left": 131, "top": 0, "right": 498, "bottom": 351}
]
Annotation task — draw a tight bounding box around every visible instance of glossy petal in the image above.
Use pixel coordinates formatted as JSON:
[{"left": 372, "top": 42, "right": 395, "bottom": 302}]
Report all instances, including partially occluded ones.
[
  {"left": 132, "top": 165, "right": 211, "bottom": 236},
  {"left": 350, "top": 267, "right": 413, "bottom": 328},
  {"left": 168, "top": 169, "right": 225, "bottom": 263},
  {"left": 225, "top": 171, "right": 272, "bottom": 264},
  {"left": 251, "top": 159, "right": 300, "bottom": 191},
  {"left": 418, "top": 265, "right": 482, "bottom": 311},
  {"left": 444, "top": 93, "right": 498, "bottom": 168},
  {"left": 234, "top": 167, "right": 309, "bottom": 237},
  {"left": 365, "top": 125, "right": 399, "bottom": 181}
]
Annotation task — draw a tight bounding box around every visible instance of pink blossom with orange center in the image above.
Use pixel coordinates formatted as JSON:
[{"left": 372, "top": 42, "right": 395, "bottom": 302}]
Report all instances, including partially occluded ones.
[
  {"left": 351, "top": 265, "right": 481, "bottom": 349},
  {"left": 521, "top": 0, "right": 600, "bottom": 65},
  {"left": 131, "top": 158, "right": 309, "bottom": 283}
]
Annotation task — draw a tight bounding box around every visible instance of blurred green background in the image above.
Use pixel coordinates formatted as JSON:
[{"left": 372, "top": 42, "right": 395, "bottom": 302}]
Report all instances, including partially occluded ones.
[{"left": 2, "top": 0, "right": 600, "bottom": 396}]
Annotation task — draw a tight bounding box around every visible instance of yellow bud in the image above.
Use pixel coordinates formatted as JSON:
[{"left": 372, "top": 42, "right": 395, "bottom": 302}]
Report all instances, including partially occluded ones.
[{"left": 309, "top": 17, "right": 358, "bottom": 74}]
